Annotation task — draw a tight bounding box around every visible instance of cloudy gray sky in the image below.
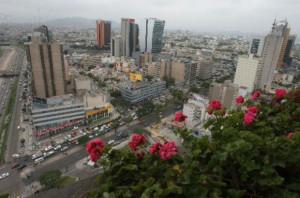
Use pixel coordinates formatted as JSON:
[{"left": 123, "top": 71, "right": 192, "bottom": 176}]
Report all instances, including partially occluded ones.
[{"left": 0, "top": 0, "right": 299, "bottom": 34}]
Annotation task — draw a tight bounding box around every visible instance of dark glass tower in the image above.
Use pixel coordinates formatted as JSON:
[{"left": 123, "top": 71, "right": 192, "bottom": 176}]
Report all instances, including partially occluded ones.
[{"left": 151, "top": 20, "right": 165, "bottom": 54}]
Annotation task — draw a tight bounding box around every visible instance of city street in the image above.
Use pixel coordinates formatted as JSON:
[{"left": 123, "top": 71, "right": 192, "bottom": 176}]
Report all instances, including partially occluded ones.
[{"left": 0, "top": 94, "right": 177, "bottom": 196}]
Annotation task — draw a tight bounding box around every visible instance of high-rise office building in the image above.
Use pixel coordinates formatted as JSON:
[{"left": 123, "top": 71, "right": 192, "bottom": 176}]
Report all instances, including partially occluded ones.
[
  {"left": 96, "top": 20, "right": 111, "bottom": 48},
  {"left": 250, "top": 38, "right": 260, "bottom": 56},
  {"left": 111, "top": 36, "right": 122, "bottom": 57},
  {"left": 255, "top": 20, "right": 287, "bottom": 90},
  {"left": 26, "top": 26, "right": 67, "bottom": 98},
  {"left": 234, "top": 54, "right": 260, "bottom": 92},
  {"left": 276, "top": 20, "right": 290, "bottom": 67},
  {"left": 151, "top": 20, "right": 165, "bottom": 53},
  {"left": 283, "top": 35, "right": 296, "bottom": 66},
  {"left": 140, "top": 18, "right": 165, "bottom": 54},
  {"left": 121, "top": 18, "right": 139, "bottom": 57}
]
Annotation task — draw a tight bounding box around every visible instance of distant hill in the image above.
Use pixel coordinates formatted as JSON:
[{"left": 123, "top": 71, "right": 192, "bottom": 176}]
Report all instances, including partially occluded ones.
[{"left": 45, "top": 17, "right": 119, "bottom": 29}]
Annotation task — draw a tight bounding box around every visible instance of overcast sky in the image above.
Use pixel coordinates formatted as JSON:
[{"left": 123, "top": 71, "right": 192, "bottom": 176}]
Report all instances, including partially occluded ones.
[{"left": 0, "top": 0, "right": 299, "bottom": 35}]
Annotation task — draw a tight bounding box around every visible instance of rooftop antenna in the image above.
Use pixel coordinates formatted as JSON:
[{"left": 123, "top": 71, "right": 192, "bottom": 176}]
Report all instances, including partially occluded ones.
[{"left": 272, "top": 18, "right": 277, "bottom": 31}]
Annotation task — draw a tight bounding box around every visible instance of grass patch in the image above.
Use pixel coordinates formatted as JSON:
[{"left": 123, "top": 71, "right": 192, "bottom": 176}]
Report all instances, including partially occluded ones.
[
  {"left": 58, "top": 176, "right": 77, "bottom": 188},
  {"left": 0, "top": 79, "right": 18, "bottom": 163}
]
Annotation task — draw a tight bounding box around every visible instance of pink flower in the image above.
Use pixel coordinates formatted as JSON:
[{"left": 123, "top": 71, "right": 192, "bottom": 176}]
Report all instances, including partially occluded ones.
[
  {"left": 247, "top": 106, "right": 259, "bottom": 116},
  {"left": 128, "top": 133, "right": 146, "bottom": 151},
  {"left": 235, "top": 96, "right": 245, "bottom": 105},
  {"left": 159, "top": 141, "right": 177, "bottom": 160},
  {"left": 128, "top": 141, "right": 139, "bottom": 151},
  {"left": 251, "top": 91, "right": 261, "bottom": 101},
  {"left": 207, "top": 108, "right": 213, "bottom": 115},
  {"left": 287, "top": 132, "right": 295, "bottom": 139},
  {"left": 136, "top": 151, "right": 145, "bottom": 159},
  {"left": 86, "top": 139, "right": 105, "bottom": 162},
  {"left": 275, "top": 89, "right": 287, "bottom": 100},
  {"left": 149, "top": 143, "right": 162, "bottom": 154},
  {"left": 243, "top": 112, "right": 256, "bottom": 126},
  {"left": 208, "top": 100, "right": 222, "bottom": 110}
]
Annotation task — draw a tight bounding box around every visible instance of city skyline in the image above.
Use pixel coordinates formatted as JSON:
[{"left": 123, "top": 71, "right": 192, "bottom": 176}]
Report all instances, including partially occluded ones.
[{"left": 0, "top": 0, "right": 300, "bottom": 35}]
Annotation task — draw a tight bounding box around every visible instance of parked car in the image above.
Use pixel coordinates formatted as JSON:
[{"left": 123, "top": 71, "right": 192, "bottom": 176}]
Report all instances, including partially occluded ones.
[
  {"left": 17, "top": 164, "right": 27, "bottom": 171},
  {"left": 0, "top": 172, "right": 10, "bottom": 180},
  {"left": 108, "top": 140, "right": 115, "bottom": 145},
  {"left": 54, "top": 145, "right": 62, "bottom": 151},
  {"left": 12, "top": 153, "right": 20, "bottom": 158},
  {"left": 61, "top": 146, "right": 69, "bottom": 152},
  {"left": 34, "top": 157, "right": 44, "bottom": 165}
]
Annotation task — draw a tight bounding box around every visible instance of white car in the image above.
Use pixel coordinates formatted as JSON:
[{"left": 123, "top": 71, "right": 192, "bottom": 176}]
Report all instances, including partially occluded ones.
[
  {"left": 0, "top": 172, "right": 10, "bottom": 180},
  {"left": 44, "top": 145, "right": 53, "bottom": 152},
  {"left": 108, "top": 140, "right": 115, "bottom": 145},
  {"left": 54, "top": 145, "right": 62, "bottom": 151},
  {"left": 73, "top": 126, "right": 79, "bottom": 130},
  {"left": 12, "top": 153, "right": 20, "bottom": 158}
]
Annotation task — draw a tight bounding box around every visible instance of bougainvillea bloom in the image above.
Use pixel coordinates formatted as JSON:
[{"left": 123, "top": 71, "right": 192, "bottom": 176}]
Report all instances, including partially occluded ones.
[
  {"left": 159, "top": 141, "right": 178, "bottom": 160},
  {"left": 243, "top": 112, "right": 256, "bottom": 126},
  {"left": 128, "top": 133, "right": 146, "bottom": 151},
  {"left": 251, "top": 91, "right": 261, "bottom": 101},
  {"left": 287, "top": 132, "right": 295, "bottom": 139},
  {"left": 207, "top": 108, "right": 213, "bottom": 115},
  {"left": 174, "top": 112, "right": 187, "bottom": 122},
  {"left": 149, "top": 143, "right": 162, "bottom": 154},
  {"left": 275, "top": 89, "right": 287, "bottom": 100},
  {"left": 235, "top": 96, "right": 245, "bottom": 105},
  {"left": 208, "top": 100, "right": 222, "bottom": 110},
  {"left": 136, "top": 151, "right": 145, "bottom": 159},
  {"left": 86, "top": 139, "right": 105, "bottom": 162},
  {"left": 247, "top": 106, "right": 259, "bottom": 115}
]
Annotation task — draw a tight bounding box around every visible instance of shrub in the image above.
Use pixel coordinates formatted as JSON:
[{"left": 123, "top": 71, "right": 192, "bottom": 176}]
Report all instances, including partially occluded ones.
[{"left": 89, "top": 89, "right": 300, "bottom": 197}]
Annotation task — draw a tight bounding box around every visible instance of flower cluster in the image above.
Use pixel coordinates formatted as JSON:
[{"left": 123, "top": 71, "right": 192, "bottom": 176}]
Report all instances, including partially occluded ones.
[
  {"left": 275, "top": 89, "right": 287, "bottom": 101},
  {"left": 149, "top": 141, "right": 178, "bottom": 160},
  {"left": 251, "top": 91, "right": 261, "bottom": 101},
  {"left": 128, "top": 133, "right": 146, "bottom": 151},
  {"left": 159, "top": 141, "right": 178, "bottom": 160},
  {"left": 207, "top": 100, "right": 222, "bottom": 115},
  {"left": 149, "top": 143, "right": 162, "bottom": 154},
  {"left": 243, "top": 106, "right": 259, "bottom": 126},
  {"left": 235, "top": 96, "right": 245, "bottom": 105},
  {"left": 86, "top": 139, "right": 105, "bottom": 162}
]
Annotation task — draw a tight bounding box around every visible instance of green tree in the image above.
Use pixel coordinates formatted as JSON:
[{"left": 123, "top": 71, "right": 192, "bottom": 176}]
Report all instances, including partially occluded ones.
[
  {"left": 110, "top": 90, "right": 122, "bottom": 98},
  {"left": 39, "top": 170, "right": 62, "bottom": 189},
  {"left": 163, "top": 76, "right": 175, "bottom": 88}
]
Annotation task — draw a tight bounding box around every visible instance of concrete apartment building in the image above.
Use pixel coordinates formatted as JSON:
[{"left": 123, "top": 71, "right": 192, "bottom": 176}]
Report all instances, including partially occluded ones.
[
  {"left": 183, "top": 94, "right": 209, "bottom": 129},
  {"left": 96, "top": 20, "right": 111, "bottom": 48},
  {"left": 27, "top": 30, "right": 67, "bottom": 98},
  {"left": 197, "top": 59, "right": 213, "bottom": 80},
  {"left": 111, "top": 36, "right": 122, "bottom": 57},
  {"left": 234, "top": 54, "right": 260, "bottom": 92},
  {"left": 209, "top": 80, "right": 239, "bottom": 109}
]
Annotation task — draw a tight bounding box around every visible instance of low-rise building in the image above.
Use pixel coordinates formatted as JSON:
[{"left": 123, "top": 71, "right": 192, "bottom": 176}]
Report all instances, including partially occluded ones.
[
  {"left": 183, "top": 94, "right": 209, "bottom": 129},
  {"left": 119, "top": 78, "right": 166, "bottom": 103},
  {"left": 32, "top": 94, "right": 85, "bottom": 139}
]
